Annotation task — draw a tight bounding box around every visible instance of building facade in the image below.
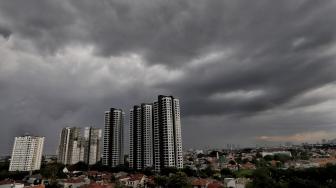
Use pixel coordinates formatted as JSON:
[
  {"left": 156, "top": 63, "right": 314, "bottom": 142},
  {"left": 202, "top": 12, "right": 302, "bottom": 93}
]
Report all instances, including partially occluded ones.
[
  {"left": 9, "top": 135, "right": 45, "bottom": 172},
  {"left": 57, "top": 127, "right": 84, "bottom": 165},
  {"left": 103, "top": 108, "right": 124, "bottom": 167},
  {"left": 84, "top": 127, "right": 102, "bottom": 165},
  {"left": 153, "top": 95, "right": 183, "bottom": 171},
  {"left": 58, "top": 127, "right": 101, "bottom": 165},
  {"left": 129, "top": 95, "right": 183, "bottom": 171},
  {"left": 129, "top": 104, "right": 153, "bottom": 170}
]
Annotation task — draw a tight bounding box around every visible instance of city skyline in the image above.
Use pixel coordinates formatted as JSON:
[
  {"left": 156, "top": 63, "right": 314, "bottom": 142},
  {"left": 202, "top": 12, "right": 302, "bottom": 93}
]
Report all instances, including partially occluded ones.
[{"left": 1, "top": 0, "right": 336, "bottom": 155}]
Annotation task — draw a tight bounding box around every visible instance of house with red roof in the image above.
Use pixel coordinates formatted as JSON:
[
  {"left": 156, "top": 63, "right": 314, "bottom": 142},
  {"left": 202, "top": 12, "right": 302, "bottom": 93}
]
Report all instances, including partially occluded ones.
[{"left": 119, "top": 174, "right": 146, "bottom": 188}]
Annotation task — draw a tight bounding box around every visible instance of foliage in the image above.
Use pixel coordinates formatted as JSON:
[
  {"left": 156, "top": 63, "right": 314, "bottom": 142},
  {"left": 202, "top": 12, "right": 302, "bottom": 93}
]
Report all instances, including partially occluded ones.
[
  {"left": 142, "top": 167, "right": 155, "bottom": 176},
  {"left": 160, "top": 167, "right": 178, "bottom": 176},
  {"left": 248, "top": 164, "right": 336, "bottom": 188},
  {"left": 0, "top": 162, "right": 30, "bottom": 180},
  {"left": 263, "top": 155, "right": 274, "bottom": 161},
  {"left": 197, "top": 153, "right": 205, "bottom": 158},
  {"left": 167, "top": 172, "right": 191, "bottom": 188},
  {"left": 68, "top": 161, "right": 88, "bottom": 171},
  {"left": 208, "top": 151, "right": 221, "bottom": 158},
  {"left": 220, "top": 168, "right": 235, "bottom": 178},
  {"left": 182, "top": 166, "right": 197, "bottom": 177},
  {"left": 40, "top": 163, "right": 67, "bottom": 180},
  {"left": 273, "top": 154, "right": 292, "bottom": 163},
  {"left": 201, "top": 166, "right": 214, "bottom": 177},
  {"left": 255, "top": 158, "right": 270, "bottom": 168},
  {"left": 235, "top": 169, "right": 253, "bottom": 178},
  {"left": 89, "top": 161, "right": 109, "bottom": 171},
  {"left": 155, "top": 175, "right": 168, "bottom": 187}
]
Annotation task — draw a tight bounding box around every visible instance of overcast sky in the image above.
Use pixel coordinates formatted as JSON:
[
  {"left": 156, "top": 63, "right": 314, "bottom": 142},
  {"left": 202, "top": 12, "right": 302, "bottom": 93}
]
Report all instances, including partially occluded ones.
[{"left": 1, "top": 0, "right": 336, "bottom": 155}]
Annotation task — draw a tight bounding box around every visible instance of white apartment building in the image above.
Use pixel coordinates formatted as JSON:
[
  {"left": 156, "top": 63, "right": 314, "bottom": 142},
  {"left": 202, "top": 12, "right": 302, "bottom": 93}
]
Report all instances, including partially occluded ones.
[
  {"left": 154, "top": 95, "right": 183, "bottom": 171},
  {"left": 173, "top": 98, "right": 183, "bottom": 169},
  {"left": 103, "top": 108, "right": 124, "bottom": 167},
  {"left": 9, "top": 135, "right": 45, "bottom": 172}
]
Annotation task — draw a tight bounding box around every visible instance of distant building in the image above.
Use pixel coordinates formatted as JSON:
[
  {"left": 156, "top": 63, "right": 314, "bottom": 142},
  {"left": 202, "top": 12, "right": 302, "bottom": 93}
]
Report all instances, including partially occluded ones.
[
  {"left": 9, "top": 135, "right": 45, "bottom": 171},
  {"left": 261, "top": 151, "right": 292, "bottom": 157},
  {"left": 103, "top": 108, "right": 124, "bottom": 167},
  {"left": 84, "top": 127, "right": 102, "bottom": 165},
  {"left": 58, "top": 127, "right": 85, "bottom": 165},
  {"left": 58, "top": 127, "right": 101, "bottom": 165}
]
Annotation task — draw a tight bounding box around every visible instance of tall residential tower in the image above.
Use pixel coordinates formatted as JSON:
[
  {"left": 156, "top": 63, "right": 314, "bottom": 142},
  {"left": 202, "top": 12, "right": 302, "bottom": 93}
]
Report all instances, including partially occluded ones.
[
  {"left": 103, "top": 108, "right": 124, "bottom": 167},
  {"left": 129, "top": 104, "right": 153, "bottom": 170},
  {"left": 129, "top": 95, "right": 183, "bottom": 171}
]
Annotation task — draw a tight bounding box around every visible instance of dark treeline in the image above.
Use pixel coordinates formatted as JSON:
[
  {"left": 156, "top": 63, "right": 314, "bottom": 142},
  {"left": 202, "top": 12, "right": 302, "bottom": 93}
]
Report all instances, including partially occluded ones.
[{"left": 247, "top": 164, "right": 336, "bottom": 188}]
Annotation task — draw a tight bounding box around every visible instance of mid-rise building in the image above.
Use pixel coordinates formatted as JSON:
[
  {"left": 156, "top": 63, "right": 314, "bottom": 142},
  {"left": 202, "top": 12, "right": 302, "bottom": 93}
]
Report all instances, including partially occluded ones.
[
  {"left": 57, "top": 127, "right": 84, "bottom": 165},
  {"left": 103, "top": 108, "right": 124, "bottom": 167},
  {"left": 9, "top": 135, "right": 45, "bottom": 172},
  {"left": 129, "top": 95, "right": 183, "bottom": 171},
  {"left": 129, "top": 104, "right": 153, "bottom": 170},
  {"left": 84, "top": 127, "right": 102, "bottom": 165}
]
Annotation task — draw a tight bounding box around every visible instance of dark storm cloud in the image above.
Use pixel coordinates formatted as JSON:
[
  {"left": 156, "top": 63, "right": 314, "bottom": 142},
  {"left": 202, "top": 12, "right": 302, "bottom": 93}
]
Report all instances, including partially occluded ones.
[
  {"left": 0, "top": 0, "right": 336, "bottom": 153},
  {"left": 0, "top": 26, "right": 11, "bottom": 39},
  {"left": 1, "top": 0, "right": 333, "bottom": 65}
]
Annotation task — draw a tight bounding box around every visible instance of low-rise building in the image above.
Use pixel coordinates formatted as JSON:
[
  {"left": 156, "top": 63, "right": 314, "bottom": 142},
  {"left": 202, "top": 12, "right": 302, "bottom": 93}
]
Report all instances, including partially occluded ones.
[
  {"left": 0, "top": 180, "right": 24, "bottom": 188},
  {"left": 119, "top": 174, "right": 146, "bottom": 188},
  {"left": 191, "top": 178, "right": 209, "bottom": 188},
  {"left": 60, "top": 178, "right": 89, "bottom": 188}
]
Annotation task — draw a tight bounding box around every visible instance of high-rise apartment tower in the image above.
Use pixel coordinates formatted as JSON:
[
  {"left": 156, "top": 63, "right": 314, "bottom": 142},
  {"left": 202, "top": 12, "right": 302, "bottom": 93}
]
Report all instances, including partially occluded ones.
[
  {"left": 103, "top": 108, "right": 124, "bottom": 167},
  {"left": 129, "top": 95, "right": 183, "bottom": 172},
  {"left": 129, "top": 104, "right": 153, "bottom": 170}
]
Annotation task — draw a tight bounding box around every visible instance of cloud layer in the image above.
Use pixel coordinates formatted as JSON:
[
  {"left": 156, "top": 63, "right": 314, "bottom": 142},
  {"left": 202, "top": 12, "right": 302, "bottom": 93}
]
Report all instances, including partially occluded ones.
[{"left": 0, "top": 0, "right": 336, "bottom": 154}]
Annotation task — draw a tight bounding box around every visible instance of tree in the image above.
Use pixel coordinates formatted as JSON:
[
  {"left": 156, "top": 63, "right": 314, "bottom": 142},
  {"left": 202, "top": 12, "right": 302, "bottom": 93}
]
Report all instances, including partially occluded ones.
[
  {"left": 182, "top": 166, "right": 197, "bottom": 177},
  {"left": 249, "top": 168, "right": 278, "bottom": 188},
  {"left": 89, "top": 161, "right": 109, "bottom": 171},
  {"left": 263, "top": 155, "right": 274, "bottom": 161},
  {"left": 220, "top": 168, "right": 234, "bottom": 178},
  {"left": 40, "top": 163, "right": 67, "bottom": 180},
  {"left": 201, "top": 166, "right": 214, "bottom": 177},
  {"left": 273, "top": 154, "right": 291, "bottom": 163},
  {"left": 155, "top": 175, "right": 168, "bottom": 187},
  {"left": 142, "top": 167, "right": 154, "bottom": 176},
  {"left": 256, "top": 159, "right": 269, "bottom": 168},
  {"left": 161, "top": 167, "right": 178, "bottom": 176},
  {"left": 68, "top": 161, "right": 88, "bottom": 171},
  {"left": 167, "top": 172, "right": 191, "bottom": 188},
  {"left": 229, "top": 160, "right": 236, "bottom": 165},
  {"left": 208, "top": 151, "right": 221, "bottom": 158},
  {"left": 197, "top": 153, "right": 205, "bottom": 158}
]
